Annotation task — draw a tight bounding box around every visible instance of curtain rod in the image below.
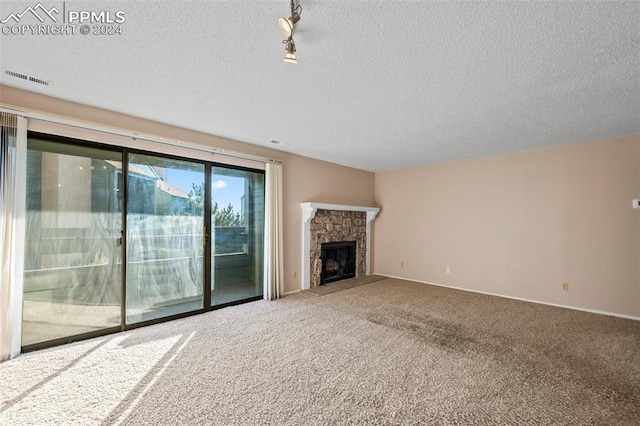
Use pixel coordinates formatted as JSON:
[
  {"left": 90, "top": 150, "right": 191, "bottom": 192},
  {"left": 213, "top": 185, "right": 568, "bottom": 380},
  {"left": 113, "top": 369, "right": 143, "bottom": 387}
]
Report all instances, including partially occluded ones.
[{"left": 0, "top": 105, "right": 284, "bottom": 165}]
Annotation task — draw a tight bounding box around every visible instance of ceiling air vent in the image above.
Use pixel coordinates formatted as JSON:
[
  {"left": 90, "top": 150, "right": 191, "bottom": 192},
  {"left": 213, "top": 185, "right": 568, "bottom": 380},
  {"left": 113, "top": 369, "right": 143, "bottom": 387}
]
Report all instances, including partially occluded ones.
[{"left": 4, "top": 70, "right": 50, "bottom": 86}]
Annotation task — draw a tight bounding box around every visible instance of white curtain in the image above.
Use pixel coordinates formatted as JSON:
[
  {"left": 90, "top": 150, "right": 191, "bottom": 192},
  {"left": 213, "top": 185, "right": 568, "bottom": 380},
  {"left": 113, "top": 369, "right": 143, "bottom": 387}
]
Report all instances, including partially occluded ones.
[
  {"left": 264, "top": 163, "right": 284, "bottom": 300},
  {"left": 1, "top": 112, "right": 27, "bottom": 361}
]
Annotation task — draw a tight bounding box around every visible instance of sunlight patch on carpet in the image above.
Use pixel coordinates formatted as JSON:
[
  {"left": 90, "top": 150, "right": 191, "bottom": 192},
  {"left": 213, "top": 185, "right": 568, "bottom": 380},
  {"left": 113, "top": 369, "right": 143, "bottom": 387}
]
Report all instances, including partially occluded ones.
[{"left": 1, "top": 333, "right": 182, "bottom": 424}]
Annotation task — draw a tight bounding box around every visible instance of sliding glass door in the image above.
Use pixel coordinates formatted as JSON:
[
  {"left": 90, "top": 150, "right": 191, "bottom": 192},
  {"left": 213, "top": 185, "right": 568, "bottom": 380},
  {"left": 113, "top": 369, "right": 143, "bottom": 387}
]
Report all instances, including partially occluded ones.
[
  {"left": 22, "top": 135, "right": 266, "bottom": 349},
  {"left": 211, "top": 167, "right": 264, "bottom": 305},
  {"left": 126, "top": 153, "right": 205, "bottom": 324},
  {"left": 23, "top": 137, "right": 123, "bottom": 346}
]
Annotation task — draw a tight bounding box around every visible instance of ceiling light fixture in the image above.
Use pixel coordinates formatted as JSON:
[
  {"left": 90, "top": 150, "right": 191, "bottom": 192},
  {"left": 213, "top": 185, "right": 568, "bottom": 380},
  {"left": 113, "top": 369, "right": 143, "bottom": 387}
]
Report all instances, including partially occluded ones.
[
  {"left": 279, "top": 0, "right": 301, "bottom": 64},
  {"left": 283, "top": 37, "right": 297, "bottom": 64},
  {"left": 278, "top": 0, "right": 301, "bottom": 37},
  {"left": 278, "top": 13, "right": 300, "bottom": 37}
]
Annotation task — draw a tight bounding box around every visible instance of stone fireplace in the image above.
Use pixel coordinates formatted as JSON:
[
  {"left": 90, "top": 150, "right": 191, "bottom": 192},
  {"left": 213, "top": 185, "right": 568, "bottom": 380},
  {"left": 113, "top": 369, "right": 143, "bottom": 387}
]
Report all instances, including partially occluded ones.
[{"left": 300, "top": 203, "right": 379, "bottom": 289}]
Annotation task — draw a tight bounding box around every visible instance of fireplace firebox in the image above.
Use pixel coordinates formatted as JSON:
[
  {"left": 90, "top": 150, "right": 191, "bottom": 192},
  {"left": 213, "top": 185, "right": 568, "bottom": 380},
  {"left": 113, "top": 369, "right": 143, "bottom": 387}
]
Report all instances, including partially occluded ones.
[{"left": 320, "top": 241, "right": 356, "bottom": 285}]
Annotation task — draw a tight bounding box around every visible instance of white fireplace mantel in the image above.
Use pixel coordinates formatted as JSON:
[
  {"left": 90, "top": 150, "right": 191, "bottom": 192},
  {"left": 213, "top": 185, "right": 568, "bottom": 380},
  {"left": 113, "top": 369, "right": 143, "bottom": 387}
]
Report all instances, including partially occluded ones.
[{"left": 300, "top": 202, "right": 380, "bottom": 290}]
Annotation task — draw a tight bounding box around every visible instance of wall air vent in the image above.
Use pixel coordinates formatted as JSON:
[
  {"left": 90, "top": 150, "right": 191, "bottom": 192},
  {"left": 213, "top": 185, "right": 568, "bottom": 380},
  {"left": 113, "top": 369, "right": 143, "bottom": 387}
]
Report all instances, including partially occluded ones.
[
  {"left": 4, "top": 70, "right": 28, "bottom": 81},
  {"left": 28, "top": 76, "right": 49, "bottom": 86},
  {"left": 4, "top": 70, "right": 50, "bottom": 86}
]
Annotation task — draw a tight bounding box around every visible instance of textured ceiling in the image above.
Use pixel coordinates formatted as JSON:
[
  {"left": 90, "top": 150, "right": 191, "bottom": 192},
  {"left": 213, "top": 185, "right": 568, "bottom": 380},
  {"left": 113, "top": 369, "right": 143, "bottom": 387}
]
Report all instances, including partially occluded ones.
[{"left": 1, "top": 1, "right": 639, "bottom": 172}]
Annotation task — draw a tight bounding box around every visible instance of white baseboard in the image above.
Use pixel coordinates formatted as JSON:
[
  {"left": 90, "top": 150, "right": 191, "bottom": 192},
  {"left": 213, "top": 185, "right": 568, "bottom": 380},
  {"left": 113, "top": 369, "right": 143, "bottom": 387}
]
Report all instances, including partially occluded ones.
[
  {"left": 376, "top": 273, "right": 640, "bottom": 322},
  {"left": 283, "top": 289, "right": 301, "bottom": 296}
]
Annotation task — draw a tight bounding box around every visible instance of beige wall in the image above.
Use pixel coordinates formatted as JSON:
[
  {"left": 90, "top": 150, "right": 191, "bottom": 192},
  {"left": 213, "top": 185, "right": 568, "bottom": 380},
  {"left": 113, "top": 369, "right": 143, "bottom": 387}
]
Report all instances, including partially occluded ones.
[
  {"left": 374, "top": 135, "right": 640, "bottom": 317},
  {"left": 1, "top": 85, "right": 375, "bottom": 293},
  {"left": 284, "top": 156, "right": 375, "bottom": 290}
]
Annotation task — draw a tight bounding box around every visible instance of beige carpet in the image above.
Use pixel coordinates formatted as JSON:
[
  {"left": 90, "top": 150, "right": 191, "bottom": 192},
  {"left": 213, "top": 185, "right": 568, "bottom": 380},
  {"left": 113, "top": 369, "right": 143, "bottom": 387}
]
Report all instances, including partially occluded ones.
[
  {"left": 303, "top": 274, "right": 387, "bottom": 296},
  {"left": 1, "top": 278, "right": 639, "bottom": 425}
]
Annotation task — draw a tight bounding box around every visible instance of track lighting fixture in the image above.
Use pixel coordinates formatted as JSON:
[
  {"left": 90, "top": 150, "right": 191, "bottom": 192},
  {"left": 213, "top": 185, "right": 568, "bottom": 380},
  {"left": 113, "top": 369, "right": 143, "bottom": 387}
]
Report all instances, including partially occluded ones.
[
  {"left": 283, "top": 37, "right": 297, "bottom": 64},
  {"left": 278, "top": 12, "right": 300, "bottom": 37},
  {"left": 278, "top": 0, "right": 301, "bottom": 36},
  {"left": 279, "top": 0, "right": 301, "bottom": 64}
]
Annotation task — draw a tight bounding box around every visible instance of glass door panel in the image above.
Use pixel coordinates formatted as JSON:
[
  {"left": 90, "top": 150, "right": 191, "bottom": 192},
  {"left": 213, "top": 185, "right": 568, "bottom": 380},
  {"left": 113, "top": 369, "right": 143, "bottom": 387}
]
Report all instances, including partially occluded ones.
[
  {"left": 211, "top": 167, "right": 264, "bottom": 305},
  {"left": 23, "top": 138, "right": 123, "bottom": 346},
  {"left": 126, "top": 154, "right": 205, "bottom": 324}
]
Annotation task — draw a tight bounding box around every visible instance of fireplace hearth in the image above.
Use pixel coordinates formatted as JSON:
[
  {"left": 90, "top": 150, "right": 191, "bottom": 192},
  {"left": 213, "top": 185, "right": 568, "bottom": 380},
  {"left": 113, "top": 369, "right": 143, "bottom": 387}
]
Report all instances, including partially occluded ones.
[
  {"left": 321, "top": 241, "right": 356, "bottom": 285},
  {"left": 301, "top": 203, "right": 379, "bottom": 289}
]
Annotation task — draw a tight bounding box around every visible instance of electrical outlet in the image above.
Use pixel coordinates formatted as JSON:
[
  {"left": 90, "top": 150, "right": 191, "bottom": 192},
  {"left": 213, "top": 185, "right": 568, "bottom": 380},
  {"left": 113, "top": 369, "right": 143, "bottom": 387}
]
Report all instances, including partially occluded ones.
[
  {"left": 400, "top": 261, "right": 404, "bottom": 268},
  {"left": 446, "top": 266, "right": 451, "bottom": 274},
  {"left": 562, "top": 282, "right": 569, "bottom": 291}
]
